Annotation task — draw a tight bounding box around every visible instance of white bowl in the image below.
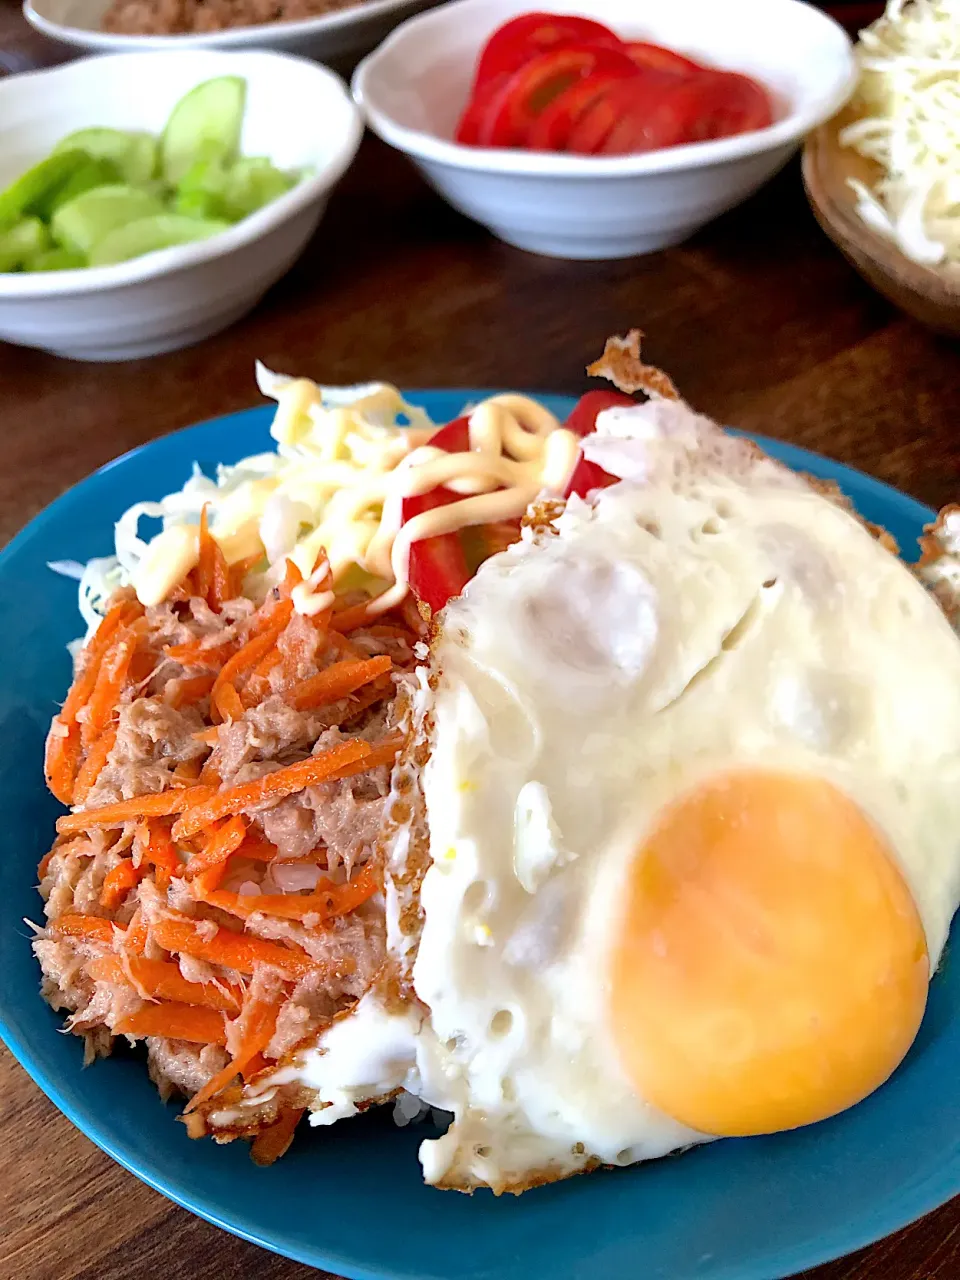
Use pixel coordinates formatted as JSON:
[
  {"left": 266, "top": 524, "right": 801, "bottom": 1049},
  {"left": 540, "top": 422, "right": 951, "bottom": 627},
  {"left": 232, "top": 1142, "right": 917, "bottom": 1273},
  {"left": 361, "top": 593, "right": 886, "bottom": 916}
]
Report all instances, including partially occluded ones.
[
  {"left": 0, "top": 50, "right": 363, "bottom": 361},
  {"left": 24, "top": 0, "right": 443, "bottom": 70},
  {"left": 353, "top": 0, "right": 856, "bottom": 260}
]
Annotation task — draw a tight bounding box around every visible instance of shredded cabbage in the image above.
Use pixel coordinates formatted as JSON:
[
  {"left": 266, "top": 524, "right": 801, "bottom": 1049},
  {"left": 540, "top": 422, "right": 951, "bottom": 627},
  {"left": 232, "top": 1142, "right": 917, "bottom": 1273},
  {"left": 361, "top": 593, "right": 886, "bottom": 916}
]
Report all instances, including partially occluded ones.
[{"left": 840, "top": 0, "right": 960, "bottom": 265}]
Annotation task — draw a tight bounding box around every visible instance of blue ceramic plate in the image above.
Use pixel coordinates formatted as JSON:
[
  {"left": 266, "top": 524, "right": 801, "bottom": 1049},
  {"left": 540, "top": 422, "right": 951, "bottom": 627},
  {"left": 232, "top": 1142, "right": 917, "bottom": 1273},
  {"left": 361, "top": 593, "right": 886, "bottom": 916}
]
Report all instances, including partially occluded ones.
[{"left": 1, "top": 392, "right": 957, "bottom": 1280}]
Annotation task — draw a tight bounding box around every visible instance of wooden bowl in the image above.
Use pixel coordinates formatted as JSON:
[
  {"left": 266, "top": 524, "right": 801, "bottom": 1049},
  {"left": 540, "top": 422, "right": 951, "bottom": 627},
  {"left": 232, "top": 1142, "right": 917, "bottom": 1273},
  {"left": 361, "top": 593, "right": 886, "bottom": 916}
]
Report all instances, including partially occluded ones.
[{"left": 802, "top": 111, "right": 960, "bottom": 336}]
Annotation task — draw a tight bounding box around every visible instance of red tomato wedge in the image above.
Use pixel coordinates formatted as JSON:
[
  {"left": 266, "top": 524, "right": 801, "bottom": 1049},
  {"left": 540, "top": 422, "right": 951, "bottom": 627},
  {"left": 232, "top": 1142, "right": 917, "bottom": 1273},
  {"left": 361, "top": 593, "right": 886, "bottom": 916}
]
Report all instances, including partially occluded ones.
[
  {"left": 478, "top": 44, "right": 640, "bottom": 149},
  {"left": 526, "top": 68, "right": 636, "bottom": 151},
  {"left": 473, "top": 12, "right": 623, "bottom": 87},
  {"left": 625, "top": 41, "right": 704, "bottom": 77}
]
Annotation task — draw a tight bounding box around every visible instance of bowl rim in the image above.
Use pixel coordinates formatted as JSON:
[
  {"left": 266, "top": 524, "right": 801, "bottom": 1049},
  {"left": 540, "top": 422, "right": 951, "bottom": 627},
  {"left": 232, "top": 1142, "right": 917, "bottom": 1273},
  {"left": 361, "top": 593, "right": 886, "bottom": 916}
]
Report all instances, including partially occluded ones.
[
  {"left": 801, "top": 121, "right": 960, "bottom": 298},
  {"left": 352, "top": 0, "right": 857, "bottom": 178},
  {"left": 0, "top": 49, "right": 363, "bottom": 299},
  {"left": 23, "top": 0, "right": 431, "bottom": 49}
]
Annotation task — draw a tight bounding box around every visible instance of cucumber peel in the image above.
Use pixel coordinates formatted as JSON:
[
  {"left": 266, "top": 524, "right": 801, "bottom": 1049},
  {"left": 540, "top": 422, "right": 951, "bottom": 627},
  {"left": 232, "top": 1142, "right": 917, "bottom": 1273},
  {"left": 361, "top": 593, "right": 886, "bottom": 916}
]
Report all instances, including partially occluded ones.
[
  {"left": 161, "top": 77, "right": 246, "bottom": 186},
  {"left": 53, "top": 129, "right": 158, "bottom": 186}
]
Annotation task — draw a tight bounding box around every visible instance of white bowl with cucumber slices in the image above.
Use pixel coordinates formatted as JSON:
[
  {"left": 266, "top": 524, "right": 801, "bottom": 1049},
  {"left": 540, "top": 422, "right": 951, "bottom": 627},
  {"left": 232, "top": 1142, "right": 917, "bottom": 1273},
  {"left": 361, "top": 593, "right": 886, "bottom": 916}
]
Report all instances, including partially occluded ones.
[{"left": 0, "top": 50, "right": 363, "bottom": 361}]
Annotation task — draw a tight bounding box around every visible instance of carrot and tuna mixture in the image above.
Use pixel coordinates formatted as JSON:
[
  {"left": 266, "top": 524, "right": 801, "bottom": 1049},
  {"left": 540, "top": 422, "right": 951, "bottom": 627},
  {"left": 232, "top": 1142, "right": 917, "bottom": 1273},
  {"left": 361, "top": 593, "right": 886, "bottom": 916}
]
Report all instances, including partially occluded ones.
[{"left": 34, "top": 518, "right": 420, "bottom": 1162}]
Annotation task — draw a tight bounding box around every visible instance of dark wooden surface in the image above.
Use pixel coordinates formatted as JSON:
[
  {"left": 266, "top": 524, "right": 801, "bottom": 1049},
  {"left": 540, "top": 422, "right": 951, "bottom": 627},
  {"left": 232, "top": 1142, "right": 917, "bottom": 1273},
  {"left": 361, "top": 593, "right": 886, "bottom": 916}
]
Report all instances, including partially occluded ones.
[{"left": 1, "top": 6, "right": 958, "bottom": 1280}]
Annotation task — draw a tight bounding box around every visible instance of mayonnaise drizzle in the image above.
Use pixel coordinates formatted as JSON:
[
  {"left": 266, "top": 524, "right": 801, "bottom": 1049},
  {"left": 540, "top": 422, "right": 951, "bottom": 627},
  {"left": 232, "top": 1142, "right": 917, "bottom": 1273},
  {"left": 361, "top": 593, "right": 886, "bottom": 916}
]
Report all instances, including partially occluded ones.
[{"left": 131, "top": 380, "right": 579, "bottom": 615}]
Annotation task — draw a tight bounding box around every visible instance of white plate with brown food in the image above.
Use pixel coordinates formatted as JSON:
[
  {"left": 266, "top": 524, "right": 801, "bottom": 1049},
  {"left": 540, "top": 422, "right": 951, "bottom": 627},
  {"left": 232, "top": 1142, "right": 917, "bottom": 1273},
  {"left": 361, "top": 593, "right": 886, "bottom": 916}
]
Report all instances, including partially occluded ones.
[
  {"left": 23, "top": 0, "right": 443, "bottom": 68},
  {"left": 1, "top": 339, "right": 960, "bottom": 1279}
]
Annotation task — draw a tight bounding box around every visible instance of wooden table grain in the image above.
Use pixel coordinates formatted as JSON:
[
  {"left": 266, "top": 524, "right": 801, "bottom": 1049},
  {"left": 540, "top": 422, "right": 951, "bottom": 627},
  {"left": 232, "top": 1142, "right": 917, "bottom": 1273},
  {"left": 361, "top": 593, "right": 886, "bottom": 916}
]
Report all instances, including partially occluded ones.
[{"left": 1, "top": 8, "right": 958, "bottom": 1280}]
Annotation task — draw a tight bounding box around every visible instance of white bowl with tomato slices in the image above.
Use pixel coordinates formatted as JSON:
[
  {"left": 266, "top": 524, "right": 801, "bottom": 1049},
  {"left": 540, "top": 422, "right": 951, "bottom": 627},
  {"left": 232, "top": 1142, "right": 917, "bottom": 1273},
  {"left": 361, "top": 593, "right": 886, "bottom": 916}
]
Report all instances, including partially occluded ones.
[{"left": 352, "top": 0, "right": 856, "bottom": 259}]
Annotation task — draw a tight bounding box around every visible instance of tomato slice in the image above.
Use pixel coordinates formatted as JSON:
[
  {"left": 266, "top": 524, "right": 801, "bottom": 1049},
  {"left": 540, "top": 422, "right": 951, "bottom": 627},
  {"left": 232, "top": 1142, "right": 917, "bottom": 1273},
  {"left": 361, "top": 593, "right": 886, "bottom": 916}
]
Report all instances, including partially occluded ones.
[
  {"left": 566, "top": 76, "right": 674, "bottom": 154},
  {"left": 474, "top": 13, "right": 623, "bottom": 87},
  {"left": 455, "top": 73, "right": 510, "bottom": 145},
  {"left": 526, "top": 68, "right": 636, "bottom": 151},
  {"left": 625, "top": 41, "right": 704, "bottom": 77},
  {"left": 676, "top": 70, "right": 774, "bottom": 142},
  {"left": 402, "top": 418, "right": 472, "bottom": 614},
  {"left": 479, "top": 45, "right": 639, "bottom": 149}
]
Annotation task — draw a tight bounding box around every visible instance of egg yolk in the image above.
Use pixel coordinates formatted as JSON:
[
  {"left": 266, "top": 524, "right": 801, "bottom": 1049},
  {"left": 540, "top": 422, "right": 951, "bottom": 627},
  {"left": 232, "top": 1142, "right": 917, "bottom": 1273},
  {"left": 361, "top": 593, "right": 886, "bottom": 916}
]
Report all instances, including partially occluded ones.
[{"left": 610, "top": 770, "right": 929, "bottom": 1137}]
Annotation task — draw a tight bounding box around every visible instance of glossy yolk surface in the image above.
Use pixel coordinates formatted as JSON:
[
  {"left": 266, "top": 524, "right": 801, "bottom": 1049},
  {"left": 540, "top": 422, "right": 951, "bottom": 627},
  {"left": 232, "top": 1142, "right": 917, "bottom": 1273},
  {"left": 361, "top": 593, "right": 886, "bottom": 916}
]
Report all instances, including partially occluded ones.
[{"left": 610, "top": 770, "right": 929, "bottom": 1137}]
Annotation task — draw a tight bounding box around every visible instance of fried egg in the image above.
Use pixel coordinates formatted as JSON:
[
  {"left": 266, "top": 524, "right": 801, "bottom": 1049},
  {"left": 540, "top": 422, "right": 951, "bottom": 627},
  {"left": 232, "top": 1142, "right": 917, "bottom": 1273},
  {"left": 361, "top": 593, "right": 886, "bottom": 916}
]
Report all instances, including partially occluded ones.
[{"left": 287, "top": 395, "right": 960, "bottom": 1195}]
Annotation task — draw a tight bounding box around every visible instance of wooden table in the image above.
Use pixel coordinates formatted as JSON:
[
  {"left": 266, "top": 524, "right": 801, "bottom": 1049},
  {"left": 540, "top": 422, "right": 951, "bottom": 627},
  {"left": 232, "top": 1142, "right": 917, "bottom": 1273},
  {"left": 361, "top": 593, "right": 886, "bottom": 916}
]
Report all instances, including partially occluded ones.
[{"left": 1, "top": 8, "right": 958, "bottom": 1280}]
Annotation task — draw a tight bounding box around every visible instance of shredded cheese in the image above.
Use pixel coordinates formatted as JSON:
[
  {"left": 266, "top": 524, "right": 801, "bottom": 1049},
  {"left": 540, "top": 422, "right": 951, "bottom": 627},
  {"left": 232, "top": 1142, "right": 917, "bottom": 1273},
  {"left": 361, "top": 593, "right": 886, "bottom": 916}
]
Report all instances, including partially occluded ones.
[
  {"left": 840, "top": 0, "right": 960, "bottom": 265},
  {"left": 116, "top": 367, "right": 578, "bottom": 622}
]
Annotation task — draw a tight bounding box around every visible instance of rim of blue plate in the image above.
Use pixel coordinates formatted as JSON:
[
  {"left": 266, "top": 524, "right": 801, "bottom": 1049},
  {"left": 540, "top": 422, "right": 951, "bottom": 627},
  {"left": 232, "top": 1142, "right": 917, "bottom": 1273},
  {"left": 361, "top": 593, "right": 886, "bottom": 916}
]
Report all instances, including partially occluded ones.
[{"left": 0, "top": 391, "right": 955, "bottom": 1280}]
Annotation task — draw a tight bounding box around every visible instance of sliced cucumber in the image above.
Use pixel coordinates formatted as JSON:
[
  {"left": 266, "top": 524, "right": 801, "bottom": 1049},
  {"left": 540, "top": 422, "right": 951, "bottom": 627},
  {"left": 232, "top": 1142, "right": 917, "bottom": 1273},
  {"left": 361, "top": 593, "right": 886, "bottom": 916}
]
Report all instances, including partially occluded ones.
[
  {"left": 0, "top": 150, "right": 88, "bottom": 228},
  {"left": 53, "top": 128, "right": 158, "bottom": 186},
  {"left": 0, "top": 218, "right": 52, "bottom": 272},
  {"left": 51, "top": 184, "right": 165, "bottom": 254},
  {"left": 43, "top": 157, "right": 125, "bottom": 217},
  {"left": 88, "top": 213, "right": 231, "bottom": 266},
  {"left": 174, "top": 154, "right": 230, "bottom": 221},
  {"left": 161, "top": 76, "right": 246, "bottom": 186},
  {"left": 222, "top": 157, "right": 295, "bottom": 220},
  {"left": 25, "top": 247, "right": 87, "bottom": 272}
]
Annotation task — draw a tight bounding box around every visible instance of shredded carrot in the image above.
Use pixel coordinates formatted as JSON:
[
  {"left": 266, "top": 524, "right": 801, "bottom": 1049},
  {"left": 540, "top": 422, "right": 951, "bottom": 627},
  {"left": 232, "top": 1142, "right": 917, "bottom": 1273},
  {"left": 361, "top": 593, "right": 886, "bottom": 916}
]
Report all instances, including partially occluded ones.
[
  {"left": 198, "top": 862, "right": 378, "bottom": 924},
  {"left": 198, "top": 759, "right": 222, "bottom": 788},
  {"left": 56, "top": 784, "right": 218, "bottom": 835},
  {"left": 213, "top": 622, "right": 287, "bottom": 703},
  {"left": 100, "top": 859, "right": 143, "bottom": 910},
  {"left": 232, "top": 836, "right": 280, "bottom": 863},
  {"left": 251, "top": 1107, "right": 305, "bottom": 1166},
  {"left": 195, "top": 505, "right": 215, "bottom": 605},
  {"left": 184, "top": 994, "right": 280, "bottom": 1113},
  {"left": 151, "top": 915, "right": 317, "bottom": 979},
  {"left": 329, "top": 601, "right": 377, "bottom": 633},
  {"left": 287, "top": 656, "right": 393, "bottom": 712},
  {"left": 88, "top": 953, "right": 243, "bottom": 1013},
  {"left": 167, "top": 674, "right": 216, "bottom": 710},
  {"left": 128, "top": 649, "right": 157, "bottom": 687},
  {"left": 51, "top": 914, "right": 118, "bottom": 943},
  {"left": 44, "top": 719, "right": 82, "bottom": 806},
  {"left": 241, "top": 1051, "right": 269, "bottom": 1082},
  {"left": 228, "top": 554, "right": 263, "bottom": 600},
  {"left": 213, "top": 681, "right": 245, "bottom": 723},
  {"left": 184, "top": 815, "right": 247, "bottom": 881},
  {"left": 279, "top": 559, "right": 304, "bottom": 598},
  {"left": 193, "top": 726, "right": 221, "bottom": 746},
  {"left": 172, "top": 738, "right": 374, "bottom": 840},
  {"left": 172, "top": 758, "right": 203, "bottom": 784},
  {"left": 326, "top": 735, "right": 403, "bottom": 781},
  {"left": 59, "top": 598, "right": 143, "bottom": 725},
  {"left": 115, "top": 1001, "right": 227, "bottom": 1046},
  {"left": 211, "top": 541, "right": 231, "bottom": 613},
  {"left": 72, "top": 726, "right": 118, "bottom": 806},
  {"left": 253, "top": 649, "right": 284, "bottom": 679},
  {"left": 136, "top": 820, "right": 181, "bottom": 891},
  {"left": 81, "top": 629, "right": 137, "bottom": 749},
  {"left": 164, "top": 636, "right": 235, "bottom": 669}
]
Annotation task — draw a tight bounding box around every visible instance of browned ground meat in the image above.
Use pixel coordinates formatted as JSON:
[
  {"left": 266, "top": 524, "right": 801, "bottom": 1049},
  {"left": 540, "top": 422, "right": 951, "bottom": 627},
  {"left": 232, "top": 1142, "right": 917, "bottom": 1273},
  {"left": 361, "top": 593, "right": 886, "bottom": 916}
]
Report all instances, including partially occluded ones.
[
  {"left": 102, "top": 0, "right": 366, "bottom": 35},
  {"left": 34, "top": 579, "right": 421, "bottom": 1159}
]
